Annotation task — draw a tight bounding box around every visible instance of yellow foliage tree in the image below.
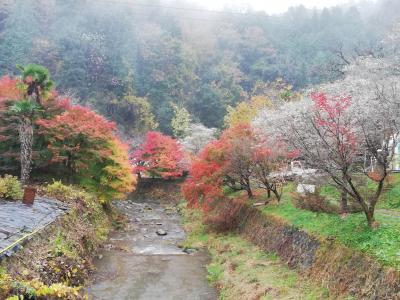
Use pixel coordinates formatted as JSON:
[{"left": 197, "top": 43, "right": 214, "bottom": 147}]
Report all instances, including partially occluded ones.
[{"left": 224, "top": 95, "right": 272, "bottom": 128}]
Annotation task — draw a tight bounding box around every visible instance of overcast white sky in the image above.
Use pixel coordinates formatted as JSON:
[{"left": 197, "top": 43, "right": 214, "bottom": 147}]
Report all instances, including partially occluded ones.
[{"left": 187, "top": 0, "right": 356, "bottom": 14}]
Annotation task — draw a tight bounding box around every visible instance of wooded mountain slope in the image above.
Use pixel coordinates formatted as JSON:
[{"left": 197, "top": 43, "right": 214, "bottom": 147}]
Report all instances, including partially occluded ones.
[{"left": 0, "top": 0, "right": 399, "bottom": 133}]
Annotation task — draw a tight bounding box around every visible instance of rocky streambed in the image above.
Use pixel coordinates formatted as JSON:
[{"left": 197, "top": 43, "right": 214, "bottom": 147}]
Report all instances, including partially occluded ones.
[{"left": 88, "top": 198, "right": 216, "bottom": 300}]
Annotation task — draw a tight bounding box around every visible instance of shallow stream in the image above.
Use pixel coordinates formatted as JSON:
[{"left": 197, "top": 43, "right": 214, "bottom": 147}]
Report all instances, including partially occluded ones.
[{"left": 88, "top": 198, "right": 216, "bottom": 300}]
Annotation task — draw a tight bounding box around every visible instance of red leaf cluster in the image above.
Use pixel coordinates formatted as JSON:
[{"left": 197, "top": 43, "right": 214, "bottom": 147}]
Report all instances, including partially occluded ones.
[
  {"left": 311, "top": 92, "right": 357, "bottom": 162},
  {"left": 37, "top": 105, "right": 116, "bottom": 140},
  {"left": 182, "top": 139, "right": 228, "bottom": 211},
  {"left": 131, "top": 131, "right": 184, "bottom": 179},
  {"left": 0, "top": 76, "right": 24, "bottom": 111},
  {"left": 182, "top": 122, "right": 297, "bottom": 210}
]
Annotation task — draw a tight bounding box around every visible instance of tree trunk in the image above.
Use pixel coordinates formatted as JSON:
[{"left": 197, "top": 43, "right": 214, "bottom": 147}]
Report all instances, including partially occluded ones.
[
  {"left": 19, "top": 120, "right": 34, "bottom": 186},
  {"left": 243, "top": 177, "right": 253, "bottom": 198},
  {"left": 272, "top": 189, "right": 281, "bottom": 202},
  {"left": 267, "top": 189, "right": 271, "bottom": 198},
  {"left": 246, "top": 187, "right": 253, "bottom": 198},
  {"left": 365, "top": 209, "right": 375, "bottom": 228},
  {"left": 340, "top": 189, "right": 348, "bottom": 213},
  {"left": 345, "top": 175, "right": 376, "bottom": 228}
]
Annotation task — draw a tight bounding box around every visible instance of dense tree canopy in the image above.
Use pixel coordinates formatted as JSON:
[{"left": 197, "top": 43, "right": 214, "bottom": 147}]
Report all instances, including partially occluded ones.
[
  {"left": 0, "top": 69, "right": 136, "bottom": 202},
  {"left": 0, "top": 0, "right": 397, "bottom": 134}
]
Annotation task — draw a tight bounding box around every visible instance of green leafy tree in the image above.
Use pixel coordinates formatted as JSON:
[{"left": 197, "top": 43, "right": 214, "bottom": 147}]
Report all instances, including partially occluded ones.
[
  {"left": 106, "top": 95, "right": 158, "bottom": 135},
  {"left": 170, "top": 103, "right": 191, "bottom": 138}
]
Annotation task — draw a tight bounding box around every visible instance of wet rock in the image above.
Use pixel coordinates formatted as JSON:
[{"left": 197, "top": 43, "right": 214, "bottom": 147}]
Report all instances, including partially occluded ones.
[
  {"left": 183, "top": 248, "right": 197, "bottom": 255},
  {"left": 156, "top": 229, "right": 167, "bottom": 236}
]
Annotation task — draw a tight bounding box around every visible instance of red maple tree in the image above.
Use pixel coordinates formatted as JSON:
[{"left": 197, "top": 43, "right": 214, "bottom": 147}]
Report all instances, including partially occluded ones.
[
  {"left": 132, "top": 131, "right": 184, "bottom": 179},
  {"left": 37, "top": 105, "right": 117, "bottom": 170},
  {"left": 182, "top": 138, "right": 228, "bottom": 211},
  {"left": 220, "top": 123, "right": 257, "bottom": 198},
  {"left": 252, "top": 135, "right": 298, "bottom": 202},
  {"left": 37, "top": 104, "right": 136, "bottom": 201}
]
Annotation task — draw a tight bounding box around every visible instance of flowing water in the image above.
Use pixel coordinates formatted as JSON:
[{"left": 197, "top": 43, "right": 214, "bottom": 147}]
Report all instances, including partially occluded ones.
[{"left": 88, "top": 198, "right": 217, "bottom": 300}]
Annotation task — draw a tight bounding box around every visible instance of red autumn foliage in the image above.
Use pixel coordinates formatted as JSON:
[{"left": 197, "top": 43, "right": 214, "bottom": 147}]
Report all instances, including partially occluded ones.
[
  {"left": 220, "top": 123, "right": 257, "bottom": 197},
  {"left": 0, "top": 72, "right": 135, "bottom": 201},
  {"left": 0, "top": 76, "right": 23, "bottom": 106},
  {"left": 182, "top": 139, "right": 228, "bottom": 211},
  {"left": 37, "top": 104, "right": 136, "bottom": 201},
  {"left": 311, "top": 92, "right": 357, "bottom": 162},
  {"left": 38, "top": 105, "right": 116, "bottom": 140},
  {"left": 131, "top": 131, "right": 184, "bottom": 179},
  {"left": 182, "top": 122, "right": 299, "bottom": 210},
  {"left": 37, "top": 105, "right": 117, "bottom": 169}
]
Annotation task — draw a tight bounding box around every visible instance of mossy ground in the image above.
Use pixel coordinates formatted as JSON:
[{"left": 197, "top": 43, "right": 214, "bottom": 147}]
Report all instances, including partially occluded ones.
[{"left": 181, "top": 204, "right": 349, "bottom": 300}]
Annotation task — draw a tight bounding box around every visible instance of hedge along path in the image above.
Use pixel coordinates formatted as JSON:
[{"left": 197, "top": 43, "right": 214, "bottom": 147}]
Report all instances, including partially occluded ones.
[{"left": 0, "top": 197, "right": 68, "bottom": 258}]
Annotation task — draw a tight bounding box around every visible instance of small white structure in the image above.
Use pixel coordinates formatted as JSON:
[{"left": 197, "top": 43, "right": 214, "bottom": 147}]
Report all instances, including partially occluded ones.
[
  {"left": 270, "top": 160, "right": 317, "bottom": 179},
  {"left": 364, "top": 136, "right": 400, "bottom": 172},
  {"left": 391, "top": 139, "right": 400, "bottom": 172},
  {"left": 296, "top": 183, "right": 316, "bottom": 194}
]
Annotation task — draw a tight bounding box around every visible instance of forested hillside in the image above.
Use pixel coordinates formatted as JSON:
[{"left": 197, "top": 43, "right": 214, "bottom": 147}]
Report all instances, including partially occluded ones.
[{"left": 0, "top": 0, "right": 398, "bottom": 134}]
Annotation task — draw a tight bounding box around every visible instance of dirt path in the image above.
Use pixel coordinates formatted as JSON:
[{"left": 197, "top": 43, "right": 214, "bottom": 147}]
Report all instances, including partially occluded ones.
[{"left": 88, "top": 199, "right": 217, "bottom": 300}]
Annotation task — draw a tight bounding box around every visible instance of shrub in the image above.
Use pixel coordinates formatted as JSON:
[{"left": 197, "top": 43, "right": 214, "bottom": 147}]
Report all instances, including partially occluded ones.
[
  {"left": 6, "top": 279, "right": 80, "bottom": 299},
  {"left": 204, "top": 197, "right": 246, "bottom": 232},
  {"left": 292, "top": 192, "right": 339, "bottom": 214},
  {"left": 292, "top": 191, "right": 362, "bottom": 214},
  {"left": 0, "top": 175, "right": 23, "bottom": 200},
  {"left": 45, "top": 180, "right": 75, "bottom": 200}
]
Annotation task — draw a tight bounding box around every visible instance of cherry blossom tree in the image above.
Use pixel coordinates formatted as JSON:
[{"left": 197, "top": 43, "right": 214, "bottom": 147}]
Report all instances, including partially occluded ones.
[
  {"left": 180, "top": 123, "right": 216, "bottom": 154},
  {"left": 254, "top": 56, "right": 400, "bottom": 226}
]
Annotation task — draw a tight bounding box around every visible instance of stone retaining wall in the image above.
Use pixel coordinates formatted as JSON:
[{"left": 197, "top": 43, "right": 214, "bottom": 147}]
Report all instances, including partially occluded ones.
[{"left": 234, "top": 204, "right": 400, "bottom": 299}]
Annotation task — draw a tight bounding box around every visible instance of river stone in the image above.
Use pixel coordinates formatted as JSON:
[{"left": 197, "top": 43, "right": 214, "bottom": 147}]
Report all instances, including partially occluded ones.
[
  {"left": 183, "top": 248, "right": 197, "bottom": 254},
  {"left": 156, "top": 229, "right": 167, "bottom": 236}
]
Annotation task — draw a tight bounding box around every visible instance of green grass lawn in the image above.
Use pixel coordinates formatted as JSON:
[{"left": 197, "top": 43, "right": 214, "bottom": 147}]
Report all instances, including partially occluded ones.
[
  {"left": 262, "top": 182, "right": 400, "bottom": 270},
  {"left": 181, "top": 205, "right": 346, "bottom": 300},
  {"left": 319, "top": 173, "right": 400, "bottom": 210}
]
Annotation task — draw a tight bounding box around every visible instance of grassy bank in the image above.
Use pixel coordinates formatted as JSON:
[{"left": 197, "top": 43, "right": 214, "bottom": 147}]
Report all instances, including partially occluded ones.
[
  {"left": 0, "top": 182, "right": 118, "bottom": 299},
  {"left": 181, "top": 205, "right": 347, "bottom": 300},
  {"left": 260, "top": 182, "right": 400, "bottom": 270}
]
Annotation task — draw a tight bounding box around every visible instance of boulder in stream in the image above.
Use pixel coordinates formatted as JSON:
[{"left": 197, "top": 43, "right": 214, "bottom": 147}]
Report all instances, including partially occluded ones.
[{"left": 156, "top": 229, "right": 168, "bottom": 236}]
